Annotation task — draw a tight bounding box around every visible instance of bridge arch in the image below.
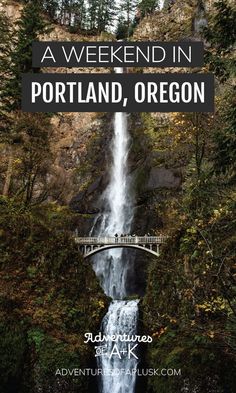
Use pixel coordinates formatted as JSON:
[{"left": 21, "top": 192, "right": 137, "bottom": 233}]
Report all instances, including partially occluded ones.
[{"left": 81, "top": 244, "right": 160, "bottom": 258}]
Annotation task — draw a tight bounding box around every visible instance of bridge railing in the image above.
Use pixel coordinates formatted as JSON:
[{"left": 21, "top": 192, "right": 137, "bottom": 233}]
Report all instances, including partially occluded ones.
[{"left": 74, "top": 235, "right": 168, "bottom": 245}]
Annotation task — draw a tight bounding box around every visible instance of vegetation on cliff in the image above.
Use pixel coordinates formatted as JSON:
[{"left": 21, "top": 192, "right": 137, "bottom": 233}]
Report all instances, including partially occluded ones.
[
  {"left": 137, "top": 2, "right": 236, "bottom": 392},
  {"left": 0, "top": 197, "right": 107, "bottom": 392}
]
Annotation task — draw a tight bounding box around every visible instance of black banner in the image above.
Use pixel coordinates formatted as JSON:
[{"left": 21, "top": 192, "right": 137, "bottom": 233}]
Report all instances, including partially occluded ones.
[
  {"left": 32, "top": 41, "right": 204, "bottom": 68},
  {"left": 22, "top": 73, "right": 214, "bottom": 113}
]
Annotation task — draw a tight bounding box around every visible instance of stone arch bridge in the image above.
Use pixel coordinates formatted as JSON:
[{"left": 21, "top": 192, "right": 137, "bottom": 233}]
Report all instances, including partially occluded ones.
[{"left": 75, "top": 235, "right": 168, "bottom": 258}]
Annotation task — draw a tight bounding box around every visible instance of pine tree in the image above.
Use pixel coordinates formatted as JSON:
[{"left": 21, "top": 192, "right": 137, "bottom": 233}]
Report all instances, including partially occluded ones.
[
  {"left": 2, "top": 0, "right": 49, "bottom": 111},
  {"left": 118, "top": 0, "right": 138, "bottom": 37},
  {"left": 13, "top": 113, "right": 53, "bottom": 205},
  {"left": 43, "top": 0, "right": 59, "bottom": 20},
  {"left": 87, "top": 0, "right": 99, "bottom": 30},
  {"left": 0, "top": 11, "right": 15, "bottom": 196},
  {"left": 0, "top": 4, "right": 49, "bottom": 196},
  {"left": 87, "top": 0, "right": 115, "bottom": 33},
  {"left": 203, "top": 0, "right": 236, "bottom": 81},
  {"left": 0, "top": 11, "right": 14, "bottom": 108},
  {"left": 97, "top": 0, "right": 116, "bottom": 33},
  {"left": 70, "top": 0, "right": 88, "bottom": 31},
  {"left": 116, "top": 15, "right": 128, "bottom": 39},
  {"left": 214, "top": 88, "right": 236, "bottom": 179},
  {"left": 138, "top": 0, "right": 159, "bottom": 17},
  {"left": 59, "top": 0, "right": 70, "bottom": 25},
  {"left": 204, "top": 0, "right": 236, "bottom": 51}
]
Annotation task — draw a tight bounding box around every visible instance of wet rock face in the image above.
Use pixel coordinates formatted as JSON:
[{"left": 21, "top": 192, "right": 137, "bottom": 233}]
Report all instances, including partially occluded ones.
[
  {"left": 69, "top": 176, "right": 104, "bottom": 214},
  {"left": 50, "top": 113, "right": 107, "bottom": 204},
  {"left": 145, "top": 167, "right": 182, "bottom": 190}
]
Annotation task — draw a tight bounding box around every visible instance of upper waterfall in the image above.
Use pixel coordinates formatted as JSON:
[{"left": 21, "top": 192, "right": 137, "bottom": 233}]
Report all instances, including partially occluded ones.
[{"left": 92, "top": 67, "right": 134, "bottom": 299}]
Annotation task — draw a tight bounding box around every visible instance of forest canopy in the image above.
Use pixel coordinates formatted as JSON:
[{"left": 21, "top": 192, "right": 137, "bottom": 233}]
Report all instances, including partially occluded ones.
[{"left": 16, "top": 0, "right": 161, "bottom": 36}]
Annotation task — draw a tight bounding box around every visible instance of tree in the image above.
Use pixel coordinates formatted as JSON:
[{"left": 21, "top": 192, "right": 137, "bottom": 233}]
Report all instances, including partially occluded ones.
[
  {"left": 118, "top": 0, "right": 138, "bottom": 37},
  {"left": 2, "top": 0, "right": 49, "bottom": 111},
  {"left": 202, "top": 1, "right": 236, "bottom": 181},
  {"left": 42, "top": 0, "right": 59, "bottom": 20},
  {"left": 116, "top": 15, "right": 128, "bottom": 39},
  {"left": 87, "top": 0, "right": 99, "bottom": 30},
  {"left": 204, "top": 0, "right": 236, "bottom": 51},
  {"left": 71, "top": 0, "right": 87, "bottom": 31},
  {"left": 0, "top": 12, "right": 16, "bottom": 196},
  {"left": 59, "top": 0, "right": 73, "bottom": 25},
  {"left": 15, "top": 1, "right": 59, "bottom": 21},
  {"left": 98, "top": 0, "right": 116, "bottom": 33},
  {"left": 11, "top": 113, "right": 52, "bottom": 205},
  {"left": 138, "top": 0, "right": 159, "bottom": 17},
  {"left": 0, "top": 2, "right": 49, "bottom": 197},
  {"left": 213, "top": 88, "right": 236, "bottom": 179},
  {"left": 203, "top": 0, "right": 236, "bottom": 81},
  {"left": 87, "top": 0, "right": 116, "bottom": 33},
  {"left": 0, "top": 12, "right": 14, "bottom": 97}
]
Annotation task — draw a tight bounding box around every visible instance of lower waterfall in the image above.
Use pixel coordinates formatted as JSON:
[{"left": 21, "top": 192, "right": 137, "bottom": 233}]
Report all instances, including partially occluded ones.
[
  {"left": 91, "top": 67, "right": 139, "bottom": 393},
  {"left": 98, "top": 300, "right": 139, "bottom": 393}
]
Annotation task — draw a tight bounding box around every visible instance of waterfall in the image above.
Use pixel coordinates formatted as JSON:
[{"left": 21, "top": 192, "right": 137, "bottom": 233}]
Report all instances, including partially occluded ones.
[
  {"left": 98, "top": 300, "right": 139, "bottom": 393},
  {"left": 92, "top": 67, "right": 134, "bottom": 300},
  {"left": 91, "top": 67, "right": 139, "bottom": 393},
  {"left": 160, "top": 0, "right": 165, "bottom": 9},
  {"left": 193, "top": 1, "right": 207, "bottom": 35}
]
